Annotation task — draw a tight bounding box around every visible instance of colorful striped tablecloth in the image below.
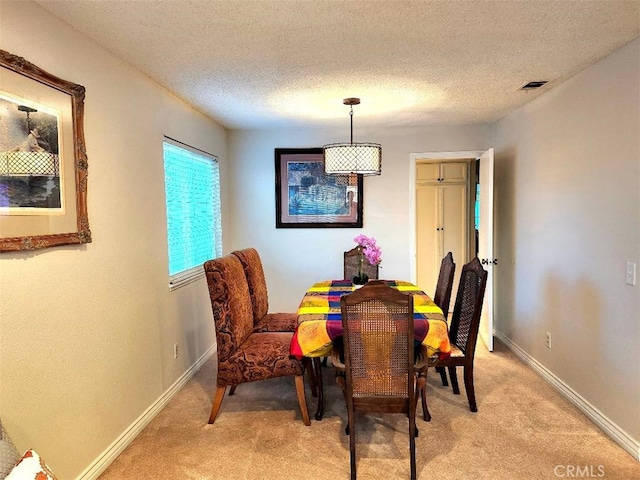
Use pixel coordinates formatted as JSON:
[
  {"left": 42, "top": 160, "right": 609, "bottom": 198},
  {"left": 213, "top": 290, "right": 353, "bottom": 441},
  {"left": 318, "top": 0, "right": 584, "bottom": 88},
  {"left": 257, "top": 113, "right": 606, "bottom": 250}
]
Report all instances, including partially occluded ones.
[{"left": 290, "top": 280, "right": 451, "bottom": 359}]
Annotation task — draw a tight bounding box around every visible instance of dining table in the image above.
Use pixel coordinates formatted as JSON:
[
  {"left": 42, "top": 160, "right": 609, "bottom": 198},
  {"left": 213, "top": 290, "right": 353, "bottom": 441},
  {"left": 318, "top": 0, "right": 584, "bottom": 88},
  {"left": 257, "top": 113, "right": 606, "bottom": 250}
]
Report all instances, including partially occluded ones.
[{"left": 289, "top": 279, "right": 452, "bottom": 420}]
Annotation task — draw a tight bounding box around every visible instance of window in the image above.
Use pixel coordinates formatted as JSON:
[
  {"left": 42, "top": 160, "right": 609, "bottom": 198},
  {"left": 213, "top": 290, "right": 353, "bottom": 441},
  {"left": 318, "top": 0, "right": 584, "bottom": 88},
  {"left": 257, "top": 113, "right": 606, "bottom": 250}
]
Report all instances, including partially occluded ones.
[{"left": 163, "top": 138, "right": 222, "bottom": 289}]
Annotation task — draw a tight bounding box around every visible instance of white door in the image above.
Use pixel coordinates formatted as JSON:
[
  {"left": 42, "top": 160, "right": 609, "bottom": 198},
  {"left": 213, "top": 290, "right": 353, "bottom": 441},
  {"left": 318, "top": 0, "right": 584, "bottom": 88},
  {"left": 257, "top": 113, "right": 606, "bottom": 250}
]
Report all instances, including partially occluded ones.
[
  {"left": 441, "top": 183, "right": 467, "bottom": 311},
  {"left": 415, "top": 184, "right": 440, "bottom": 292},
  {"left": 415, "top": 181, "right": 467, "bottom": 309},
  {"left": 477, "top": 148, "right": 494, "bottom": 351}
]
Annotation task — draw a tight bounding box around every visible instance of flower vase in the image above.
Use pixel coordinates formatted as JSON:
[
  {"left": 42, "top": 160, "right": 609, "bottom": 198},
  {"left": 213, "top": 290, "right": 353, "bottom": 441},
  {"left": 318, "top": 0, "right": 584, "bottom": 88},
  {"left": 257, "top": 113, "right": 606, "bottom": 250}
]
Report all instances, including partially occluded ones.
[{"left": 352, "top": 274, "right": 369, "bottom": 289}]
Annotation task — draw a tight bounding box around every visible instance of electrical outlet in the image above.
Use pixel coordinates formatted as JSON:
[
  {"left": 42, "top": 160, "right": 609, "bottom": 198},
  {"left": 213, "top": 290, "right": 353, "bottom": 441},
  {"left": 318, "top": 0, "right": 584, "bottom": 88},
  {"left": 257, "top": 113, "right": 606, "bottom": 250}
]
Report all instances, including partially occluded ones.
[
  {"left": 545, "top": 332, "right": 552, "bottom": 349},
  {"left": 626, "top": 262, "right": 636, "bottom": 286},
  {"left": 173, "top": 343, "right": 179, "bottom": 359}
]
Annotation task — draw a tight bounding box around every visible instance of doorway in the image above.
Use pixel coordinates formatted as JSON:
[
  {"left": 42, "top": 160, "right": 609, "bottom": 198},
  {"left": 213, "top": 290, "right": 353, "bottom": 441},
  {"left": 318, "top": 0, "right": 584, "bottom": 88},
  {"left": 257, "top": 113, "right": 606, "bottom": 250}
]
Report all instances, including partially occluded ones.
[{"left": 410, "top": 149, "right": 494, "bottom": 351}]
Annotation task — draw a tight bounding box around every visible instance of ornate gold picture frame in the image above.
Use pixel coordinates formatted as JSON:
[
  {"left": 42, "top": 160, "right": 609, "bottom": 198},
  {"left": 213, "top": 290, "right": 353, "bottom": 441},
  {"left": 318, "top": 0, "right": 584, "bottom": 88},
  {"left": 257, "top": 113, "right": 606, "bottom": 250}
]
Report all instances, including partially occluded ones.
[{"left": 0, "top": 49, "right": 90, "bottom": 252}]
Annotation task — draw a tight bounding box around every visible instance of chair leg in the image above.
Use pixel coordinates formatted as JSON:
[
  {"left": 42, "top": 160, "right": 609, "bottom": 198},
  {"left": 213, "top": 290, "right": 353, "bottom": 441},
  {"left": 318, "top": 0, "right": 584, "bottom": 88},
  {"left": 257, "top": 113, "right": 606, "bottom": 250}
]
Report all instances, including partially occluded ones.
[
  {"left": 335, "top": 371, "right": 346, "bottom": 390},
  {"left": 208, "top": 386, "right": 226, "bottom": 424},
  {"left": 421, "top": 390, "right": 431, "bottom": 422},
  {"left": 294, "top": 375, "right": 311, "bottom": 426},
  {"left": 448, "top": 366, "right": 461, "bottom": 394},
  {"left": 306, "top": 359, "right": 318, "bottom": 397},
  {"left": 228, "top": 385, "right": 237, "bottom": 396},
  {"left": 463, "top": 365, "right": 478, "bottom": 412},
  {"left": 409, "top": 410, "right": 417, "bottom": 480},
  {"left": 349, "top": 413, "right": 356, "bottom": 480},
  {"left": 415, "top": 374, "right": 430, "bottom": 422},
  {"left": 313, "top": 357, "right": 325, "bottom": 420},
  {"left": 436, "top": 366, "right": 448, "bottom": 386}
]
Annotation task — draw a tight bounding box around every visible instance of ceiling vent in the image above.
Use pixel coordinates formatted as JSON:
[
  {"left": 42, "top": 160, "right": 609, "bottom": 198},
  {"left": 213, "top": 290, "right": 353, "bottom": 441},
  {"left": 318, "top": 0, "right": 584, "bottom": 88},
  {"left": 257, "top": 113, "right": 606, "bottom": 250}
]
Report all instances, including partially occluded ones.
[{"left": 521, "top": 81, "right": 548, "bottom": 90}]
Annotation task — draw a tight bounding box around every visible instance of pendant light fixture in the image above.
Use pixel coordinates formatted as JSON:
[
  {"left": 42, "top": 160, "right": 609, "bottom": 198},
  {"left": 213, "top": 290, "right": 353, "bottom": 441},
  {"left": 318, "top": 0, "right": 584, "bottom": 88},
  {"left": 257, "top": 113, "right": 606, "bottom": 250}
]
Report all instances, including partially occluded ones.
[{"left": 323, "top": 98, "right": 382, "bottom": 175}]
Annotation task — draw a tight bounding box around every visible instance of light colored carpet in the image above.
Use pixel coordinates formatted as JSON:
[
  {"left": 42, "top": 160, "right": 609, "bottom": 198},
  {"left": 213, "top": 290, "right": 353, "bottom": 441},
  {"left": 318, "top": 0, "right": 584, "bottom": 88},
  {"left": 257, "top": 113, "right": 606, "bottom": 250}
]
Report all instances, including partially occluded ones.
[{"left": 99, "top": 339, "right": 639, "bottom": 479}]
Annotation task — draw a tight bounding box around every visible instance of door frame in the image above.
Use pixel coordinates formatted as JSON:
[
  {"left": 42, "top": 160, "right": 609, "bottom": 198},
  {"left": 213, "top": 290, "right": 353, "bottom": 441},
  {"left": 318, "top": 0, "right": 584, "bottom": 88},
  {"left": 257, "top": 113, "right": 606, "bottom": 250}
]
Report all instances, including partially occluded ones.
[
  {"left": 477, "top": 148, "right": 495, "bottom": 351},
  {"left": 409, "top": 150, "right": 484, "bottom": 285}
]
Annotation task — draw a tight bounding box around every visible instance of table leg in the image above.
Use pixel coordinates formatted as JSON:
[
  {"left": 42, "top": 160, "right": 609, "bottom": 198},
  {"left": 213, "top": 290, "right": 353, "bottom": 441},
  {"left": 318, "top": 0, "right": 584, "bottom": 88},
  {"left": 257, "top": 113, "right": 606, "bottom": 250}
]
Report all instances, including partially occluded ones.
[{"left": 313, "top": 357, "right": 324, "bottom": 420}]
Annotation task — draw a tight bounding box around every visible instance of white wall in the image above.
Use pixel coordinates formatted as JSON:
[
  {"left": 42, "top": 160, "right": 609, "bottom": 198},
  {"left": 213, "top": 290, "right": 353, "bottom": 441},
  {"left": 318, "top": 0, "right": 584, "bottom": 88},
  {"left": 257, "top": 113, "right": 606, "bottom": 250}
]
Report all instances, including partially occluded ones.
[
  {"left": 228, "top": 125, "right": 491, "bottom": 312},
  {"left": 493, "top": 38, "right": 640, "bottom": 444},
  {"left": 0, "top": 2, "right": 228, "bottom": 478}
]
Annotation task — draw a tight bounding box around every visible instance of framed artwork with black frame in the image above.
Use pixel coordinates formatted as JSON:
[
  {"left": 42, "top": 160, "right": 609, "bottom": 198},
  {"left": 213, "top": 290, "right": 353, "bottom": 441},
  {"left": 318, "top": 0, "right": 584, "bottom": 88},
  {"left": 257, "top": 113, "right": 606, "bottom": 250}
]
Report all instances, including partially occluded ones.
[
  {"left": 0, "top": 49, "right": 90, "bottom": 252},
  {"left": 275, "top": 148, "right": 363, "bottom": 228}
]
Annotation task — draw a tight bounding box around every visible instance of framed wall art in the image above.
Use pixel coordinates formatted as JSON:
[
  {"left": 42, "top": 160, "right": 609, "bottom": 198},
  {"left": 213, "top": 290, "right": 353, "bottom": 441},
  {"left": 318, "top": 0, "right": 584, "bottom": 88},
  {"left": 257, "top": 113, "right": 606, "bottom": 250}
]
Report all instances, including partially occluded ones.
[
  {"left": 275, "top": 148, "right": 363, "bottom": 228},
  {"left": 0, "top": 49, "right": 90, "bottom": 252}
]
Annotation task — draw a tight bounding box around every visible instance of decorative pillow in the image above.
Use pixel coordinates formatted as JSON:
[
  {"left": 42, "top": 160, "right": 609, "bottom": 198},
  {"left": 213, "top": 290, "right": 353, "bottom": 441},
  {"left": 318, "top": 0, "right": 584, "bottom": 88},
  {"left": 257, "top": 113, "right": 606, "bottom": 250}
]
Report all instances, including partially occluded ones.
[
  {"left": 5, "top": 450, "right": 57, "bottom": 480},
  {"left": 0, "top": 419, "right": 21, "bottom": 480}
]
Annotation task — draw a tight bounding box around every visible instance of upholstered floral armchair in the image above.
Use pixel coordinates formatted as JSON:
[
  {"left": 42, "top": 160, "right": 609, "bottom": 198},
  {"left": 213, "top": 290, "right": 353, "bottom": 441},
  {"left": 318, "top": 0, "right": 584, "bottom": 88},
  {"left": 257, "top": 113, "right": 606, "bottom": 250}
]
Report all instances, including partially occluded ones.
[
  {"left": 231, "top": 248, "right": 298, "bottom": 333},
  {"left": 203, "top": 254, "right": 311, "bottom": 425}
]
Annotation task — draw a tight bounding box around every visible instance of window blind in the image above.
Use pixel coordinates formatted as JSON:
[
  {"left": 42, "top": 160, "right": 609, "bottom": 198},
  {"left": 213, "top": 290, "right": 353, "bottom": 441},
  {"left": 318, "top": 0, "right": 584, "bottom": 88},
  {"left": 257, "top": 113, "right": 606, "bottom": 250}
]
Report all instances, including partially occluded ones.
[{"left": 163, "top": 139, "right": 222, "bottom": 288}]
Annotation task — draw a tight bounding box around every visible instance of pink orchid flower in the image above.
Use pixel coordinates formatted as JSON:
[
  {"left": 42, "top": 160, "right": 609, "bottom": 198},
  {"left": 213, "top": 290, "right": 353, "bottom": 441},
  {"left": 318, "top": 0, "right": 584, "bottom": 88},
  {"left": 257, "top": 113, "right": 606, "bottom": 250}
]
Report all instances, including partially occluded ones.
[{"left": 353, "top": 234, "right": 382, "bottom": 266}]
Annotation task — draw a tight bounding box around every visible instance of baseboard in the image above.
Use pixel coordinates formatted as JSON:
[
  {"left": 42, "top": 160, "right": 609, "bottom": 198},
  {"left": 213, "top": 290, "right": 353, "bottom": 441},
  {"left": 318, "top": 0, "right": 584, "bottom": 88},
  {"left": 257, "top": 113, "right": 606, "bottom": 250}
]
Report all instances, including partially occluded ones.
[
  {"left": 76, "top": 344, "right": 217, "bottom": 480},
  {"left": 494, "top": 330, "right": 640, "bottom": 462}
]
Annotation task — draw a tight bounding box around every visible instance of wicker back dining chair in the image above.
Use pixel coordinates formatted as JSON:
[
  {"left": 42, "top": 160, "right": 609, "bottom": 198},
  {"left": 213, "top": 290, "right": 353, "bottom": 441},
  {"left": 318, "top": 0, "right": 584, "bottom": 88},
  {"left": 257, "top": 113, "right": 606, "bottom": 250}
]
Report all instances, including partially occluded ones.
[
  {"left": 203, "top": 254, "right": 311, "bottom": 426},
  {"left": 432, "top": 256, "right": 487, "bottom": 413},
  {"left": 343, "top": 246, "right": 379, "bottom": 281},
  {"left": 433, "top": 252, "right": 456, "bottom": 387},
  {"left": 433, "top": 252, "right": 456, "bottom": 319},
  {"left": 336, "top": 280, "right": 423, "bottom": 480}
]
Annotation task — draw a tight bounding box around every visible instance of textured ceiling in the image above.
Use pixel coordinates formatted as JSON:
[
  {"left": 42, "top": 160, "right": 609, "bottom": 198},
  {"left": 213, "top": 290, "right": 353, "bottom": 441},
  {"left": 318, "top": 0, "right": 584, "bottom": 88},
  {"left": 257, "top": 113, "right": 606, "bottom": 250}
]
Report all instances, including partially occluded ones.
[{"left": 36, "top": 0, "right": 640, "bottom": 130}]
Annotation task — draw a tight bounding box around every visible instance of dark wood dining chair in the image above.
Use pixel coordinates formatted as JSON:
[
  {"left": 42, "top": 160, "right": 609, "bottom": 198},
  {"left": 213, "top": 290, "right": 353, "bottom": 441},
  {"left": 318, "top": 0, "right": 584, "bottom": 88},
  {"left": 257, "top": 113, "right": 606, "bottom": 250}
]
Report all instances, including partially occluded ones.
[
  {"left": 419, "top": 257, "right": 487, "bottom": 418},
  {"left": 327, "top": 246, "right": 380, "bottom": 370},
  {"left": 433, "top": 252, "right": 456, "bottom": 387},
  {"left": 343, "top": 246, "right": 379, "bottom": 281},
  {"left": 333, "top": 280, "right": 423, "bottom": 480},
  {"left": 204, "top": 254, "right": 311, "bottom": 426},
  {"left": 433, "top": 252, "right": 456, "bottom": 319}
]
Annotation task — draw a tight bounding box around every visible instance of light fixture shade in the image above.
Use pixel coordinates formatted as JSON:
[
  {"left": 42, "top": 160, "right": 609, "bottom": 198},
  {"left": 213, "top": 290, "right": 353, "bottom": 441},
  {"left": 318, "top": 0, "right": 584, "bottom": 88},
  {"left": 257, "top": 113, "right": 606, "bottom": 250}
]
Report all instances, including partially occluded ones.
[{"left": 323, "top": 142, "right": 382, "bottom": 175}]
